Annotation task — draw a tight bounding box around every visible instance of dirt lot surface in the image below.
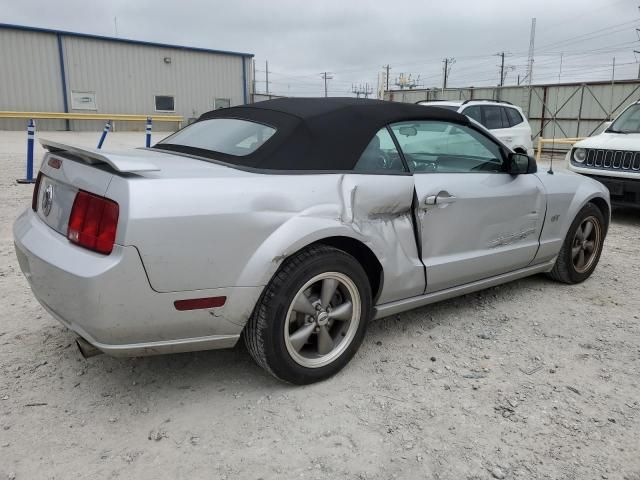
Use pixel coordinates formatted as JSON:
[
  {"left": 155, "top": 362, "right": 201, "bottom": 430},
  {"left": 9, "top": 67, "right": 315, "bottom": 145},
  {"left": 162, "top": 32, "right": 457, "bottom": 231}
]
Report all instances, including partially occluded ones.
[{"left": 1, "top": 131, "right": 639, "bottom": 480}]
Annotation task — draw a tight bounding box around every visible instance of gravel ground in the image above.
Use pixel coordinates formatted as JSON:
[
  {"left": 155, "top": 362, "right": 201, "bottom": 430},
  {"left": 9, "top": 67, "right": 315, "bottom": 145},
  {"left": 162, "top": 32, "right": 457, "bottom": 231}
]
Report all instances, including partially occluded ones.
[{"left": 1, "top": 131, "right": 639, "bottom": 480}]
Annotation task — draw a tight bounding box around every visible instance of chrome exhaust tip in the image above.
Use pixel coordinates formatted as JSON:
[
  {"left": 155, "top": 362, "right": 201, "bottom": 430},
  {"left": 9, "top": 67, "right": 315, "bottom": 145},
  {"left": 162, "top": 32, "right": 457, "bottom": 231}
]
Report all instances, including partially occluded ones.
[{"left": 76, "top": 337, "right": 103, "bottom": 358}]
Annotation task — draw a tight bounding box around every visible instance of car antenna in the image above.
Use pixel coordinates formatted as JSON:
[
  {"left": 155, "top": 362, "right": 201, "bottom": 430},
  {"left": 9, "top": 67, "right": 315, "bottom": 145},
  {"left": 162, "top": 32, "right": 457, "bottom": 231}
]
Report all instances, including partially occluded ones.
[{"left": 547, "top": 53, "right": 564, "bottom": 175}]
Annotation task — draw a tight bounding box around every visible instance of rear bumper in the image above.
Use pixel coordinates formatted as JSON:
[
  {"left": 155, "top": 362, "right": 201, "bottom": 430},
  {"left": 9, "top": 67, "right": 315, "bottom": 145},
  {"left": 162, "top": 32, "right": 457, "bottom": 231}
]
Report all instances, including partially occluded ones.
[{"left": 13, "top": 209, "right": 262, "bottom": 356}]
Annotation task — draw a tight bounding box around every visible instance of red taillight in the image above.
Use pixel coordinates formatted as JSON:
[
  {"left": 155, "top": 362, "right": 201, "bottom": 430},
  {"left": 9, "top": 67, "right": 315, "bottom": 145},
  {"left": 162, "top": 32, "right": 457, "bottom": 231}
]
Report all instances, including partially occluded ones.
[
  {"left": 32, "top": 172, "right": 43, "bottom": 211},
  {"left": 67, "top": 191, "right": 119, "bottom": 255}
]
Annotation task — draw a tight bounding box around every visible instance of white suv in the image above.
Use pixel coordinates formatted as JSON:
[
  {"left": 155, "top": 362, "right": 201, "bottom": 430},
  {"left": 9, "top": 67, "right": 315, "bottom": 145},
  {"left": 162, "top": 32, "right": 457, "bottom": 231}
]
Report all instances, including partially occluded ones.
[
  {"left": 567, "top": 101, "right": 640, "bottom": 208},
  {"left": 418, "top": 99, "right": 534, "bottom": 157}
]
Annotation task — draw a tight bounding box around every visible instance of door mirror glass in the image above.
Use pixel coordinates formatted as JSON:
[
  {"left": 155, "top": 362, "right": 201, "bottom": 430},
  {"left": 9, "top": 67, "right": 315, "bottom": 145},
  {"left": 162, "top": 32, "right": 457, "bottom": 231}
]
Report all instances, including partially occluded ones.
[
  {"left": 508, "top": 152, "right": 535, "bottom": 174},
  {"left": 397, "top": 126, "right": 417, "bottom": 137}
]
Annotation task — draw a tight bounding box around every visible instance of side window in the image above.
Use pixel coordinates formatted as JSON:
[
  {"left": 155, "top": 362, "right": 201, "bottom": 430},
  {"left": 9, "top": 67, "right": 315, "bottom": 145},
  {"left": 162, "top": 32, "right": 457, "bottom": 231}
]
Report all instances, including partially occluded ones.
[
  {"left": 353, "top": 128, "right": 406, "bottom": 173},
  {"left": 505, "top": 107, "right": 524, "bottom": 126},
  {"left": 155, "top": 95, "right": 175, "bottom": 112},
  {"left": 482, "top": 106, "right": 504, "bottom": 130},
  {"left": 389, "top": 121, "right": 504, "bottom": 174},
  {"left": 462, "top": 106, "right": 482, "bottom": 125}
]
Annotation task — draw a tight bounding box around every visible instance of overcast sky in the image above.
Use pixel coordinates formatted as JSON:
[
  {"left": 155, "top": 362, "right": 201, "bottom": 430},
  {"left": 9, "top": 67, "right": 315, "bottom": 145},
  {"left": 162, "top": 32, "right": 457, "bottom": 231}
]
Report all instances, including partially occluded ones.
[{"left": 2, "top": 0, "right": 639, "bottom": 96}]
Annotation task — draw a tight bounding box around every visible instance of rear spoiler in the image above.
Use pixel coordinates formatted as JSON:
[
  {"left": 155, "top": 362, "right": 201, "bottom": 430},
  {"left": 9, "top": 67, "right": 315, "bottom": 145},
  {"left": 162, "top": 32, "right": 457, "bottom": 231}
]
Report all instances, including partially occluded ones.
[{"left": 40, "top": 139, "right": 160, "bottom": 173}]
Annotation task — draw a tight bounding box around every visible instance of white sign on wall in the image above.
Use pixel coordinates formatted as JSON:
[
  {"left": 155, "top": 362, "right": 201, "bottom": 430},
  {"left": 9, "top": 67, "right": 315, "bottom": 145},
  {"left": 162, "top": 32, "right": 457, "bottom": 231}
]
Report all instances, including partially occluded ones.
[{"left": 70, "top": 91, "right": 97, "bottom": 111}]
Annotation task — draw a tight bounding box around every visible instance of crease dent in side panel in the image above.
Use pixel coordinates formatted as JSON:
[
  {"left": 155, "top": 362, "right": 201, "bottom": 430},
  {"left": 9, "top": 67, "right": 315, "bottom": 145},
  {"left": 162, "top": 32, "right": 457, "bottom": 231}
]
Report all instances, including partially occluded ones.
[{"left": 339, "top": 175, "right": 425, "bottom": 303}]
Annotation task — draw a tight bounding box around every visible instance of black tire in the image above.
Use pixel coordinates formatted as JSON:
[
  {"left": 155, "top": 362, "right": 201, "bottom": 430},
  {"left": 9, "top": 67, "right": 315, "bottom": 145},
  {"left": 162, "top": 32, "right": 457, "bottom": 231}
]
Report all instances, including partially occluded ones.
[
  {"left": 243, "top": 245, "right": 372, "bottom": 384},
  {"left": 548, "top": 203, "right": 605, "bottom": 284}
]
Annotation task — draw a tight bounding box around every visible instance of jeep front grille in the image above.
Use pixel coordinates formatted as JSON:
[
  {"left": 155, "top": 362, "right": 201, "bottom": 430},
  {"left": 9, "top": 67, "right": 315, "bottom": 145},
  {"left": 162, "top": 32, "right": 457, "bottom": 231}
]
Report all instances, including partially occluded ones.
[{"left": 580, "top": 149, "right": 640, "bottom": 171}]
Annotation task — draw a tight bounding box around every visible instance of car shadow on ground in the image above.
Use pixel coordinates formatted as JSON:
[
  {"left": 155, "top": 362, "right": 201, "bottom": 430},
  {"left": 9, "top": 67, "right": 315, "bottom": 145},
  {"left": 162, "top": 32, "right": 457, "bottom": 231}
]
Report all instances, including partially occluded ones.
[
  {"left": 62, "top": 273, "right": 551, "bottom": 394},
  {"left": 611, "top": 207, "right": 640, "bottom": 226}
]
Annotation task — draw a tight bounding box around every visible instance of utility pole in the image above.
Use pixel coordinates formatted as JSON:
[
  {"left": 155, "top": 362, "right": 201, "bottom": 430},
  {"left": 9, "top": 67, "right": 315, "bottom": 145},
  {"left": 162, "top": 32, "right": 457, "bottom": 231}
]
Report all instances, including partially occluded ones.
[
  {"left": 497, "top": 52, "right": 506, "bottom": 86},
  {"left": 610, "top": 56, "right": 616, "bottom": 119},
  {"left": 252, "top": 59, "right": 256, "bottom": 96},
  {"left": 442, "top": 58, "right": 454, "bottom": 91},
  {"left": 526, "top": 18, "right": 536, "bottom": 87},
  {"left": 321, "top": 72, "right": 333, "bottom": 97},
  {"left": 525, "top": 18, "right": 536, "bottom": 117},
  {"left": 352, "top": 83, "right": 373, "bottom": 99},
  {"left": 265, "top": 60, "right": 269, "bottom": 95},
  {"left": 383, "top": 65, "right": 390, "bottom": 92}
]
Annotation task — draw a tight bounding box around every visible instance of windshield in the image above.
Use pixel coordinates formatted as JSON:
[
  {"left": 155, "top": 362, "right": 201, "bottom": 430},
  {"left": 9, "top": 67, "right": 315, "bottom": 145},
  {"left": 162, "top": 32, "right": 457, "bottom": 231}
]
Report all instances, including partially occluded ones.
[
  {"left": 157, "top": 118, "right": 276, "bottom": 156},
  {"left": 609, "top": 104, "right": 640, "bottom": 133}
]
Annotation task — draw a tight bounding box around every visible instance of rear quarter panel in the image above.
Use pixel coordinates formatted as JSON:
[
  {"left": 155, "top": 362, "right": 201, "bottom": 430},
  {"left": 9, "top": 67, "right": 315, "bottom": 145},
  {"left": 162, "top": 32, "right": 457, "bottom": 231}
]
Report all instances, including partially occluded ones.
[{"left": 114, "top": 171, "right": 424, "bottom": 305}]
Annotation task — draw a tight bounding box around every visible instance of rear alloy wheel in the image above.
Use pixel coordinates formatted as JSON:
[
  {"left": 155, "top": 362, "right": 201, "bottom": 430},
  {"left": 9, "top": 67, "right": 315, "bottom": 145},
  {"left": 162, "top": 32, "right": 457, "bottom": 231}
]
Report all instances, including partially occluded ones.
[
  {"left": 548, "top": 203, "right": 605, "bottom": 284},
  {"left": 244, "top": 245, "right": 372, "bottom": 384},
  {"left": 284, "top": 272, "right": 361, "bottom": 369}
]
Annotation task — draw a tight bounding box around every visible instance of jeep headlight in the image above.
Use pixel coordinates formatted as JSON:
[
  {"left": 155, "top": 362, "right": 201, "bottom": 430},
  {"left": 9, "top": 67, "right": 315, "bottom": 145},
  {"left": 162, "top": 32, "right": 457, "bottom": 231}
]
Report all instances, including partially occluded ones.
[{"left": 573, "top": 148, "right": 587, "bottom": 163}]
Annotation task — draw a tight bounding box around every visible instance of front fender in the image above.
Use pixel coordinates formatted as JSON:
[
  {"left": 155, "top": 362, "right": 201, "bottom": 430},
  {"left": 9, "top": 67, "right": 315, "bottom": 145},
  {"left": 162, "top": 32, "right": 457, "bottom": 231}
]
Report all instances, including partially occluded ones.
[{"left": 534, "top": 170, "right": 610, "bottom": 263}]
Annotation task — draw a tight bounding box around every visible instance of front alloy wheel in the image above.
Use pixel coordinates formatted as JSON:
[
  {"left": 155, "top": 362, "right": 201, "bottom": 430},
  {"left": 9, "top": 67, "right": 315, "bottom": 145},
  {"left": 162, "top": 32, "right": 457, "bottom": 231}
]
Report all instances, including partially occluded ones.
[
  {"left": 571, "top": 216, "right": 602, "bottom": 274},
  {"left": 548, "top": 202, "right": 606, "bottom": 284}
]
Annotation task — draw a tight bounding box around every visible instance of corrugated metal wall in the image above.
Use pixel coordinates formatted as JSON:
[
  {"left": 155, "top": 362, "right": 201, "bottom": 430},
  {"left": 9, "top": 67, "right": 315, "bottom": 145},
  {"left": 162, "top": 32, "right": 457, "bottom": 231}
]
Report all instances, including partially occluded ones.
[
  {"left": 385, "top": 80, "right": 640, "bottom": 147},
  {"left": 0, "top": 29, "right": 66, "bottom": 130},
  {"left": 0, "top": 26, "right": 251, "bottom": 131}
]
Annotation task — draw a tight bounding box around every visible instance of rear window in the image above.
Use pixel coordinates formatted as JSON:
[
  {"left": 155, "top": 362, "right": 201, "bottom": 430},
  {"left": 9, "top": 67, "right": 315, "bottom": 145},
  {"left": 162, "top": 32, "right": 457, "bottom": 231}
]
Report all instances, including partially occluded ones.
[{"left": 158, "top": 119, "right": 276, "bottom": 157}]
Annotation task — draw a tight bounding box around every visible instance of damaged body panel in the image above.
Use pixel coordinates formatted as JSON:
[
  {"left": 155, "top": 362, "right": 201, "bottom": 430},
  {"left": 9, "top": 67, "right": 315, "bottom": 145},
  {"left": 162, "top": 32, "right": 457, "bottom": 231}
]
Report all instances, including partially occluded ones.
[
  {"left": 414, "top": 172, "right": 546, "bottom": 292},
  {"left": 14, "top": 98, "right": 610, "bottom": 371}
]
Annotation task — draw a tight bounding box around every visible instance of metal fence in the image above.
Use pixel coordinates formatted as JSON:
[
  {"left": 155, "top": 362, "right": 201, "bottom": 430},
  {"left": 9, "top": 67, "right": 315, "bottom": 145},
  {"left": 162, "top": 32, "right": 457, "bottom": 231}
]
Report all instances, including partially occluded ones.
[{"left": 384, "top": 79, "right": 640, "bottom": 146}]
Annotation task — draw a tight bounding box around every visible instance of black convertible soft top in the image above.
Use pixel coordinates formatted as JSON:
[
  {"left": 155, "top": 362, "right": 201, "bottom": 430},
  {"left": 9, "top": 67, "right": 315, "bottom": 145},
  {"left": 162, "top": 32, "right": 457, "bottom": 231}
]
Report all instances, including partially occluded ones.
[{"left": 166, "top": 97, "right": 472, "bottom": 171}]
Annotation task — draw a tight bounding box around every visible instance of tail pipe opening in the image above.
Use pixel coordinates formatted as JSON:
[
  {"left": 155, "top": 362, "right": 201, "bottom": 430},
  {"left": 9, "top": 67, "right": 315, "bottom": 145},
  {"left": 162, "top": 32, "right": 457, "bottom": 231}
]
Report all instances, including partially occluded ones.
[{"left": 76, "top": 337, "right": 103, "bottom": 359}]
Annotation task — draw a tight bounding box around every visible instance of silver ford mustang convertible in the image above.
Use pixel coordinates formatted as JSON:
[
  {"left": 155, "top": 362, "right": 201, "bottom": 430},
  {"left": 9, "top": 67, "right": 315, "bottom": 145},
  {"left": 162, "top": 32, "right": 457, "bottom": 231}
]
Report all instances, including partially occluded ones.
[{"left": 14, "top": 98, "right": 610, "bottom": 384}]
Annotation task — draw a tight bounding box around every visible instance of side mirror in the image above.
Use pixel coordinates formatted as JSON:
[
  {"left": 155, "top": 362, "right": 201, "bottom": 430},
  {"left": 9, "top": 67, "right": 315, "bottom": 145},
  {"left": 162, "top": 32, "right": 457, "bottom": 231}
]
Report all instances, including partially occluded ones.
[
  {"left": 507, "top": 152, "right": 537, "bottom": 174},
  {"left": 398, "top": 126, "right": 418, "bottom": 137}
]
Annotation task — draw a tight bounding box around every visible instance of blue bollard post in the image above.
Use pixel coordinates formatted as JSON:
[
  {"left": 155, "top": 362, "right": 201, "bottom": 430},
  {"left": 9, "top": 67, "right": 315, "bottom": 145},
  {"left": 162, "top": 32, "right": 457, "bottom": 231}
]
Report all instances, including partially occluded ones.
[
  {"left": 17, "top": 119, "right": 36, "bottom": 184},
  {"left": 145, "top": 117, "right": 152, "bottom": 148},
  {"left": 97, "top": 120, "right": 111, "bottom": 149}
]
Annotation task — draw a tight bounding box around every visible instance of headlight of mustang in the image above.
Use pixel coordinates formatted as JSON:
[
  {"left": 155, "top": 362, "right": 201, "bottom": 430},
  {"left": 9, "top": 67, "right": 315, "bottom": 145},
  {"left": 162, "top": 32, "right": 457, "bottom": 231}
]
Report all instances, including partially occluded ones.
[{"left": 573, "top": 148, "right": 587, "bottom": 163}]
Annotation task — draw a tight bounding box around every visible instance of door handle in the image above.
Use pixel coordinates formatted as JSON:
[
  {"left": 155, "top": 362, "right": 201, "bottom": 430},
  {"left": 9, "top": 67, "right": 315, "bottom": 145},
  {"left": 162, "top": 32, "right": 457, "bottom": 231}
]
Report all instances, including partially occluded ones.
[
  {"left": 424, "top": 191, "right": 456, "bottom": 206},
  {"left": 437, "top": 195, "right": 457, "bottom": 204}
]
